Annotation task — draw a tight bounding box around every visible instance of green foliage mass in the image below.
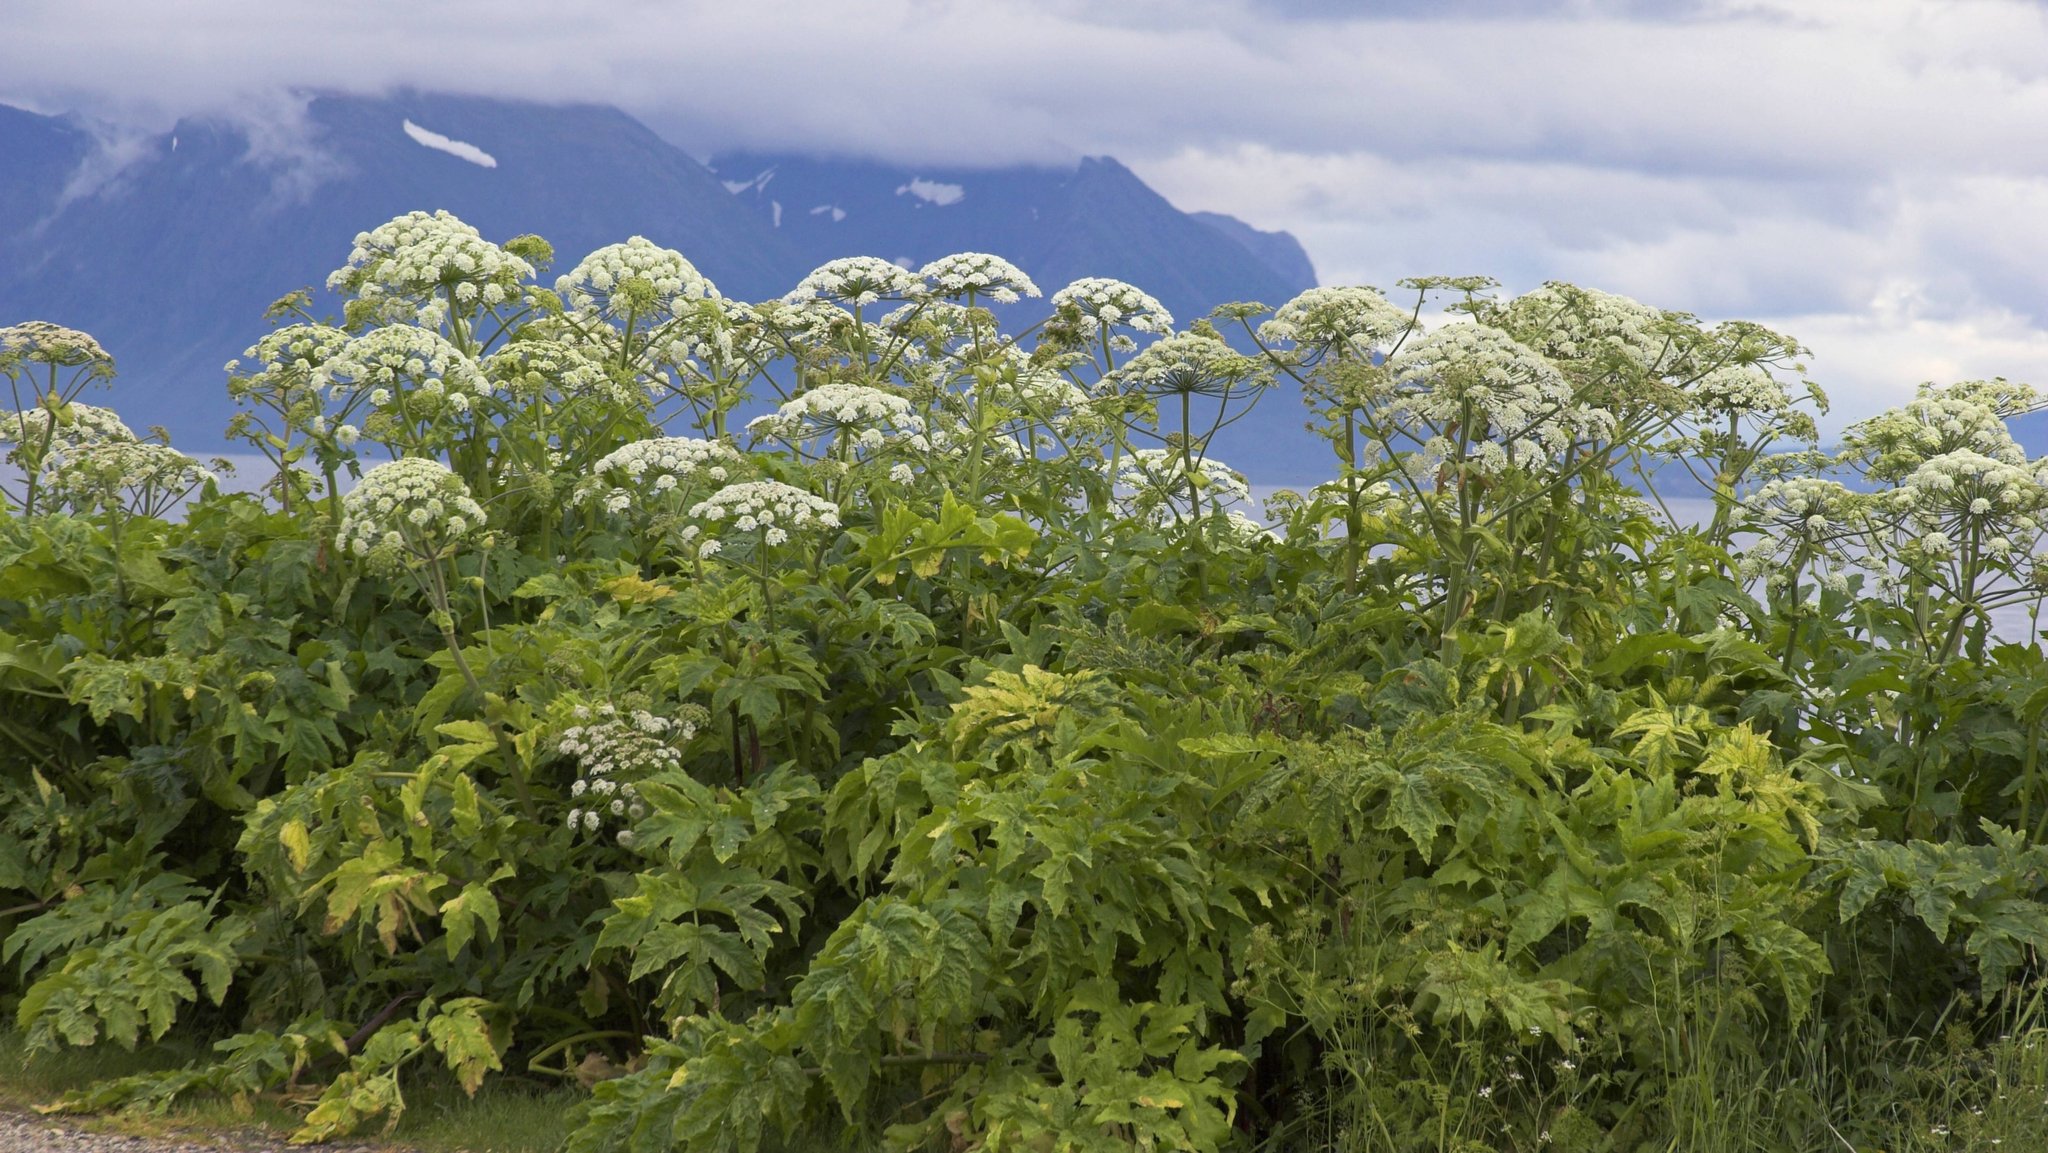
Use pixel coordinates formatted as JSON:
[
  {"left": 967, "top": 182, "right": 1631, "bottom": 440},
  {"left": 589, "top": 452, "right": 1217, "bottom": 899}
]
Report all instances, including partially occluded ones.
[{"left": 7, "top": 225, "right": 2048, "bottom": 1151}]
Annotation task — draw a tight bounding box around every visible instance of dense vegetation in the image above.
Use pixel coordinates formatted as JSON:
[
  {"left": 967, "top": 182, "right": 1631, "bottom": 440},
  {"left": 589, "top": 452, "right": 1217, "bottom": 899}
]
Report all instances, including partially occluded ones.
[{"left": 6, "top": 211, "right": 2048, "bottom": 1152}]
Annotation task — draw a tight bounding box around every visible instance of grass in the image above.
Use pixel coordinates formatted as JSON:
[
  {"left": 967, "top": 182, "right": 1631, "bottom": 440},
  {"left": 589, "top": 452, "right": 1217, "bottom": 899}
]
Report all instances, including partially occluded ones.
[{"left": 0, "top": 1033, "right": 582, "bottom": 1153}]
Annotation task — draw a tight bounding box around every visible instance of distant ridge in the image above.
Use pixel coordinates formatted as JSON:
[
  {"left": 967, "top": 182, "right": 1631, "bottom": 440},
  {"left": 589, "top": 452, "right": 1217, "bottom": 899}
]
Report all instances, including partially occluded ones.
[{"left": 0, "top": 92, "right": 1328, "bottom": 479}]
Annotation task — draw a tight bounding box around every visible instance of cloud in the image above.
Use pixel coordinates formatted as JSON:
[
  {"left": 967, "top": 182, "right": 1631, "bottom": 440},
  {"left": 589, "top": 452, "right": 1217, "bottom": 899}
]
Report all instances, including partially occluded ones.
[
  {"left": 402, "top": 119, "right": 498, "bottom": 168},
  {"left": 5, "top": 0, "right": 2048, "bottom": 418}
]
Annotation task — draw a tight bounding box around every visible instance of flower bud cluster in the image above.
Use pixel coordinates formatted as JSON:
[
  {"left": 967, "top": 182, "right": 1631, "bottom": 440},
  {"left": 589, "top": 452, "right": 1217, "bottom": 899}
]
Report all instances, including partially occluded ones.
[
  {"left": 1259, "top": 286, "right": 1412, "bottom": 361},
  {"left": 328, "top": 210, "right": 534, "bottom": 326},
  {"left": 687, "top": 480, "right": 841, "bottom": 552},
  {"left": 918, "top": 253, "right": 1040, "bottom": 305},
  {"left": 582, "top": 436, "right": 745, "bottom": 514},
  {"left": 560, "top": 703, "right": 702, "bottom": 840},
  {"left": 335, "top": 457, "right": 489, "bottom": 564},
  {"left": 556, "top": 237, "right": 719, "bottom": 321}
]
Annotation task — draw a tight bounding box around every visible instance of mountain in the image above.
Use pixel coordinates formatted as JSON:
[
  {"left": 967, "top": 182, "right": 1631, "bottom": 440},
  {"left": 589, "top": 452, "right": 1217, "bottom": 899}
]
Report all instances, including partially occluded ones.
[
  {"left": 0, "top": 93, "right": 1329, "bottom": 481},
  {"left": 706, "top": 151, "right": 1317, "bottom": 333},
  {"left": 0, "top": 92, "right": 804, "bottom": 445},
  {"left": 1188, "top": 211, "right": 1318, "bottom": 290}
]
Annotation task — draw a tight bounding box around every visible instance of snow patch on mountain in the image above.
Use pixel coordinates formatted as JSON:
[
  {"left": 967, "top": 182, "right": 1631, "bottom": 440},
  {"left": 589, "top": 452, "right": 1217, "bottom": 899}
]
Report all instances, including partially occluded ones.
[
  {"left": 402, "top": 120, "right": 497, "bottom": 168},
  {"left": 808, "top": 204, "right": 847, "bottom": 222},
  {"left": 895, "top": 178, "right": 963, "bottom": 207},
  {"left": 721, "top": 168, "right": 774, "bottom": 195}
]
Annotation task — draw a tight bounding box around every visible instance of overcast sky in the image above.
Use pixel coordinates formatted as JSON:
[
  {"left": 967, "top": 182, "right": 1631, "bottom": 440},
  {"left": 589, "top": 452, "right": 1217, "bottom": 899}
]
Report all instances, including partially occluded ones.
[{"left": 5, "top": 0, "right": 2048, "bottom": 428}]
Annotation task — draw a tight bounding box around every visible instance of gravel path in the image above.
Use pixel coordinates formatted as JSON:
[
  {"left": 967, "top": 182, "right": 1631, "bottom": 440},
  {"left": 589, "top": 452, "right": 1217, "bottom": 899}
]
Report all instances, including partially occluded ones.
[{"left": 0, "top": 1111, "right": 385, "bottom": 1153}]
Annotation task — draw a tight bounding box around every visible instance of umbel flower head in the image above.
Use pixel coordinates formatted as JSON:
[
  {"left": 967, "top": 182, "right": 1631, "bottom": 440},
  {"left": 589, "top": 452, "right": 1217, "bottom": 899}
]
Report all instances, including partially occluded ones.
[
  {"left": 336, "top": 457, "right": 489, "bottom": 567},
  {"left": 1259, "top": 286, "right": 1413, "bottom": 361},
  {"left": 318, "top": 326, "right": 487, "bottom": 412},
  {"left": 581, "top": 436, "right": 746, "bottom": 514},
  {"left": 1692, "top": 363, "right": 1796, "bottom": 417},
  {"left": 483, "top": 336, "right": 628, "bottom": 403},
  {"left": 1104, "top": 332, "right": 1271, "bottom": 399},
  {"left": 229, "top": 325, "right": 350, "bottom": 393},
  {"left": 1387, "top": 322, "right": 1613, "bottom": 474},
  {"left": 687, "top": 480, "right": 841, "bottom": 552},
  {"left": 745, "top": 383, "right": 927, "bottom": 455},
  {"left": 1735, "top": 477, "right": 1862, "bottom": 596},
  {"left": 918, "top": 253, "right": 1040, "bottom": 305},
  {"left": 560, "top": 702, "right": 706, "bottom": 841},
  {"left": 1113, "top": 448, "right": 1253, "bottom": 517},
  {"left": 556, "top": 237, "right": 720, "bottom": 322},
  {"left": 1844, "top": 382, "right": 2028, "bottom": 483},
  {"left": 1487, "top": 283, "right": 1679, "bottom": 376},
  {"left": 1047, "top": 278, "right": 1174, "bottom": 351},
  {"left": 328, "top": 210, "right": 535, "bottom": 327},
  {"left": 784, "top": 257, "right": 925, "bottom": 308},
  {"left": 0, "top": 401, "right": 136, "bottom": 450},
  {"left": 0, "top": 321, "right": 115, "bottom": 379},
  {"left": 2, "top": 402, "right": 212, "bottom": 518},
  {"left": 42, "top": 441, "right": 216, "bottom": 518}
]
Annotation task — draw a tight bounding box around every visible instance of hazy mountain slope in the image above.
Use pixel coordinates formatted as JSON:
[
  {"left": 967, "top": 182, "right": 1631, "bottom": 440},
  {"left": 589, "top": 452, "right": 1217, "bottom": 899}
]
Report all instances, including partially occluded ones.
[
  {"left": 1189, "top": 210, "right": 1318, "bottom": 290},
  {"left": 1, "top": 95, "right": 1331, "bottom": 479},
  {"left": 707, "top": 151, "right": 1317, "bottom": 327},
  {"left": 0, "top": 93, "right": 804, "bottom": 442}
]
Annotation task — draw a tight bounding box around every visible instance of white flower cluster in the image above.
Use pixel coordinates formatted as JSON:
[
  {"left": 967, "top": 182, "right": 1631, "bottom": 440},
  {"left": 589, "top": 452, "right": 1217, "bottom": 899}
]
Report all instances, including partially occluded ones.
[
  {"left": 583, "top": 436, "right": 745, "bottom": 514},
  {"left": 335, "top": 457, "right": 489, "bottom": 563},
  {"left": 1258, "top": 286, "right": 1412, "bottom": 359},
  {"left": 746, "top": 383, "right": 927, "bottom": 454},
  {"left": 1941, "top": 377, "right": 2039, "bottom": 418},
  {"left": 1103, "top": 332, "right": 1268, "bottom": 398},
  {"left": 1114, "top": 448, "right": 1253, "bottom": 516},
  {"left": 1738, "top": 477, "right": 1858, "bottom": 590},
  {"left": 1693, "top": 363, "right": 1794, "bottom": 416},
  {"left": 0, "top": 321, "right": 114, "bottom": 374},
  {"left": 918, "top": 253, "right": 1040, "bottom": 305},
  {"left": 483, "top": 338, "right": 627, "bottom": 403},
  {"left": 654, "top": 297, "right": 771, "bottom": 381},
  {"left": 687, "top": 480, "right": 841, "bottom": 552},
  {"left": 328, "top": 210, "right": 534, "bottom": 326},
  {"left": 1845, "top": 384, "right": 2026, "bottom": 482},
  {"left": 43, "top": 441, "right": 214, "bottom": 512},
  {"left": 230, "top": 324, "right": 350, "bottom": 385},
  {"left": 0, "top": 402, "right": 136, "bottom": 449},
  {"left": 1386, "top": 323, "right": 1612, "bottom": 474},
  {"left": 1048, "top": 278, "right": 1174, "bottom": 350},
  {"left": 783, "top": 257, "right": 924, "bottom": 308},
  {"left": 1890, "top": 449, "right": 2048, "bottom": 561},
  {"left": 560, "top": 703, "right": 700, "bottom": 839},
  {"left": 1491, "top": 283, "right": 1675, "bottom": 375},
  {"left": 555, "top": 237, "right": 719, "bottom": 321},
  {"left": 319, "top": 326, "right": 487, "bottom": 413}
]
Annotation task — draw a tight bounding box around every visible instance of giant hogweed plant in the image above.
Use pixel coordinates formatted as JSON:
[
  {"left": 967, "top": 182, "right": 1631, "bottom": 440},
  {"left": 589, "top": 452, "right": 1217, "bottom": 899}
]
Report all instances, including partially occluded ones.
[{"left": 6, "top": 210, "right": 2048, "bottom": 1151}]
